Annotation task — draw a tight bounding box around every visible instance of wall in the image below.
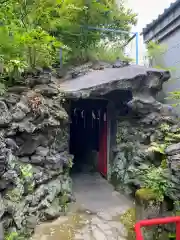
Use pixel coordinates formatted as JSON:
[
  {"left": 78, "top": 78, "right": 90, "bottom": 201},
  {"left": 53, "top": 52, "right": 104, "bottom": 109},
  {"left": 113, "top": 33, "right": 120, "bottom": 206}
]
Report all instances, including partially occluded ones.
[
  {"left": 157, "top": 30, "right": 180, "bottom": 111},
  {"left": 0, "top": 72, "right": 73, "bottom": 238},
  {"left": 143, "top": 1, "right": 180, "bottom": 44},
  {"left": 144, "top": 29, "right": 180, "bottom": 111},
  {"left": 143, "top": 7, "right": 180, "bottom": 111},
  {"left": 112, "top": 103, "right": 180, "bottom": 202}
]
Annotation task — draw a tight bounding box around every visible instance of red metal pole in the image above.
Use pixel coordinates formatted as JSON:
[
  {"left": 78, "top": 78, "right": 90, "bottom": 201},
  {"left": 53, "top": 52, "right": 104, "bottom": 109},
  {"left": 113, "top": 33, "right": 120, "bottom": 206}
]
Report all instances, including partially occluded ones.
[
  {"left": 137, "top": 216, "right": 180, "bottom": 227},
  {"left": 176, "top": 221, "right": 180, "bottom": 240},
  {"left": 135, "top": 223, "right": 144, "bottom": 240},
  {"left": 135, "top": 216, "right": 180, "bottom": 240}
]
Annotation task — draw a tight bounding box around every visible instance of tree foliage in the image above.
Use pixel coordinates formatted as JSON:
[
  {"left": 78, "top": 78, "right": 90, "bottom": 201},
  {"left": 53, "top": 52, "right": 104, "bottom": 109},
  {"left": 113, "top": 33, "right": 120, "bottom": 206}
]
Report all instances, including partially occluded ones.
[
  {"left": 0, "top": 0, "right": 137, "bottom": 87},
  {"left": 146, "top": 41, "right": 167, "bottom": 69}
]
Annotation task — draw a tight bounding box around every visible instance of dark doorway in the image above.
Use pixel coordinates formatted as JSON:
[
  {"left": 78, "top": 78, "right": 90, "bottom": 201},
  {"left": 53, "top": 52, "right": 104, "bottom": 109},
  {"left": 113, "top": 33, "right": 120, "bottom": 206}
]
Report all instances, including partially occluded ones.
[
  {"left": 69, "top": 99, "right": 108, "bottom": 175},
  {"left": 104, "top": 90, "right": 133, "bottom": 116}
]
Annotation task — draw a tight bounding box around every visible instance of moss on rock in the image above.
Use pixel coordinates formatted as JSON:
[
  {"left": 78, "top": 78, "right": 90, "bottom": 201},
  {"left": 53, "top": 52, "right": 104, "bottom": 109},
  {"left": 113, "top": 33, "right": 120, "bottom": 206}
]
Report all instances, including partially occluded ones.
[
  {"left": 119, "top": 208, "right": 136, "bottom": 240},
  {"left": 176, "top": 211, "right": 180, "bottom": 216},
  {"left": 5, "top": 187, "right": 24, "bottom": 202},
  {"left": 135, "top": 188, "right": 159, "bottom": 201},
  {"left": 161, "top": 158, "right": 168, "bottom": 169}
]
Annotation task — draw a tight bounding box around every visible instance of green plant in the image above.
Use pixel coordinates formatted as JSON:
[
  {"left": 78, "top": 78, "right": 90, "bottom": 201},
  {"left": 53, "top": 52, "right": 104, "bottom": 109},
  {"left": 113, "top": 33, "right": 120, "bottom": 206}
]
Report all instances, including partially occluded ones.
[
  {"left": 5, "top": 188, "right": 23, "bottom": 202},
  {"left": 0, "top": 0, "right": 137, "bottom": 68},
  {"left": 67, "top": 158, "right": 73, "bottom": 169},
  {"left": 142, "top": 166, "right": 171, "bottom": 201},
  {"left": 160, "top": 123, "right": 171, "bottom": 132},
  {"left": 147, "top": 124, "right": 172, "bottom": 168},
  {"left": 148, "top": 142, "right": 166, "bottom": 154},
  {"left": 18, "top": 28, "right": 62, "bottom": 69},
  {"left": 20, "top": 164, "right": 33, "bottom": 180},
  {"left": 4, "top": 59, "right": 27, "bottom": 85},
  {"left": 86, "top": 43, "right": 132, "bottom": 63},
  {"left": 159, "top": 123, "right": 180, "bottom": 143},
  {"left": 26, "top": 182, "right": 35, "bottom": 193},
  {"left": 147, "top": 41, "right": 167, "bottom": 68},
  {"left": 0, "top": 0, "right": 137, "bottom": 88},
  {"left": 5, "top": 231, "right": 18, "bottom": 240},
  {"left": 167, "top": 91, "right": 180, "bottom": 106},
  {"left": 161, "top": 157, "right": 168, "bottom": 169},
  {"left": 60, "top": 192, "right": 69, "bottom": 212},
  {"left": 119, "top": 208, "right": 136, "bottom": 240},
  {"left": 56, "top": 0, "right": 137, "bottom": 60},
  {"left": 5, "top": 231, "right": 28, "bottom": 240},
  {"left": 0, "top": 82, "right": 6, "bottom": 96},
  {"left": 168, "top": 233, "right": 176, "bottom": 240}
]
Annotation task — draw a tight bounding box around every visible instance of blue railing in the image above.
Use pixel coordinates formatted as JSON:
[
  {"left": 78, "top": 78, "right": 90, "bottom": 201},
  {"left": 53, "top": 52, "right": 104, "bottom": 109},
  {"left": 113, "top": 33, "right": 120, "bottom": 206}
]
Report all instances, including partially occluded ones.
[{"left": 59, "top": 25, "right": 139, "bottom": 67}]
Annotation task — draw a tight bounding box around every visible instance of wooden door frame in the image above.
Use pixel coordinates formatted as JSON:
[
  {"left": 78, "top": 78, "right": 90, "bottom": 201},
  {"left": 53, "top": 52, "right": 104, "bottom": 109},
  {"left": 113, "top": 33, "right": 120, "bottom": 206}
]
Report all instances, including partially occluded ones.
[{"left": 68, "top": 97, "right": 114, "bottom": 180}]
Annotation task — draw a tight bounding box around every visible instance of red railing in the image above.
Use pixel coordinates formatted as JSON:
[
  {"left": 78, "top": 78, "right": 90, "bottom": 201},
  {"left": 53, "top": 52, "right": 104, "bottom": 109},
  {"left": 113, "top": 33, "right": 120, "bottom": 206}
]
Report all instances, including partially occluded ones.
[{"left": 135, "top": 216, "right": 180, "bottom": 240}]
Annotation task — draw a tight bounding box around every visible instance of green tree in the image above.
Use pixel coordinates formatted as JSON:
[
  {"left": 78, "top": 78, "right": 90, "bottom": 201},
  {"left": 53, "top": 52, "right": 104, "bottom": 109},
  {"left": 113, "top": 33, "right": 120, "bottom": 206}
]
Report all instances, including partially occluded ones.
[
  {"left": 0, "top": 0, "right": 137, "bottom": 84},
  {"left": 49, "top": 0, "right": 138, "bottom": 62}
]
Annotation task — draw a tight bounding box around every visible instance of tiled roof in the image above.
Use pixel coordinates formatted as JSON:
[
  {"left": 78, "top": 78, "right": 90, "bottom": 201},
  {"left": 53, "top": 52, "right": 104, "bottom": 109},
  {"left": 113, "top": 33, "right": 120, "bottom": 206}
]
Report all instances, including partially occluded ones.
[{"left": 142, "top": 0, "right": 180, "bottom": 35}]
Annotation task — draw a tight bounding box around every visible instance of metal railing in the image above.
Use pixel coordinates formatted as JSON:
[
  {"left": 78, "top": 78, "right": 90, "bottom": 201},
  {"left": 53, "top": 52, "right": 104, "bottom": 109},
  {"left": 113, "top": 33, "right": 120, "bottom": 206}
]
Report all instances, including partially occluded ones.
[
  {"left": 135, "top": 216, "right": 180, "bottom": 240},
  {"left": 59, "top": 26, "right": 139, "bottom": 67}
]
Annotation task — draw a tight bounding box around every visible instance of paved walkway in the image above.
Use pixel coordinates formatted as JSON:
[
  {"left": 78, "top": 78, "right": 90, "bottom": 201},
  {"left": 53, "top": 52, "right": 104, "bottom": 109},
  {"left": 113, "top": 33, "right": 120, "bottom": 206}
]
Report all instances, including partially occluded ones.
[{"left": 32, "top": 173, "right": 133, "bottom": 240}]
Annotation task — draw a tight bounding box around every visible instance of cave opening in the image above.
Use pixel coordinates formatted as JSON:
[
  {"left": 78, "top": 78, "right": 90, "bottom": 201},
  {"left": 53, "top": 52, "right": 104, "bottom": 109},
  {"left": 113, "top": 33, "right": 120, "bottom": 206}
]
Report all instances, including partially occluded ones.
[{"left": 69, "top": 98, "right": 108, "bottom": 176}]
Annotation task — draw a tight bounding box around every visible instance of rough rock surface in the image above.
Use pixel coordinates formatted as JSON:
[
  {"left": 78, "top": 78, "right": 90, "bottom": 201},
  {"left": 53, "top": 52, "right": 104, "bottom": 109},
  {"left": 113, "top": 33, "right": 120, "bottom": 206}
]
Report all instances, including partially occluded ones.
[
  {"left": 62, "top": 63, "right": 180, "bottom": 205},
  {"left": 112, "top": 105, "right": 180, "bottom": 200},
  {"left": 0, "top": 71, "right": 73, "bottom": 236},
  {"left": 60, "top": 64, "right": 170, "bottom": 98},
  {"left": 0, "top": 61, "right": 175, "bottom": 237},
  {"left": 60, "top": 62, "right": 180, "bottom": 204}
]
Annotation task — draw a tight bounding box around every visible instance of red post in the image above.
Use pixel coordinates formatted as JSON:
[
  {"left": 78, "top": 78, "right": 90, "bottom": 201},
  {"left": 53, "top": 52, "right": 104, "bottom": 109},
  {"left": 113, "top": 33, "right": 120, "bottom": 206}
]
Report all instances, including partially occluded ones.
[
  {"left": 176, "top": 221, "right": 180, "bottom": 240},
  {"left": 135, "top": 223, "right": 143, "bottom": 240}
]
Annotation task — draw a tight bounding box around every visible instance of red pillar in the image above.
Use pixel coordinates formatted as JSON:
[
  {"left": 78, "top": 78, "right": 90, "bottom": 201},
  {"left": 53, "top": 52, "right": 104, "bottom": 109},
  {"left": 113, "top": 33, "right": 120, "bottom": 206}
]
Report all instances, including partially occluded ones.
[
  {"left": 135, "top": 223, "right": 143, "bottom": 240},
  {"left": 176, "top": 221, "right": 180, "bottom": 240}
]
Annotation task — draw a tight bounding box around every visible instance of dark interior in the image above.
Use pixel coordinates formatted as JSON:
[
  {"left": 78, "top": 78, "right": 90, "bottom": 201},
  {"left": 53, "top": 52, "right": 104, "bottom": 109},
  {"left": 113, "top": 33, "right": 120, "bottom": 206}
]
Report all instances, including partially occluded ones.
[
  {"left": 104, "top": 90, "right": 133, "bottom": 116},
  {"left": 69, "top": 99, "right": 108, "bottom": 174}
]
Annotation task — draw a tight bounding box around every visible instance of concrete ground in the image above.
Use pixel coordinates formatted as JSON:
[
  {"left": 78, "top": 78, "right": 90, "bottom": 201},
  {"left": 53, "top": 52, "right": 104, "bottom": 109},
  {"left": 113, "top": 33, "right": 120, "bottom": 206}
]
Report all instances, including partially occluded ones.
[
  {"left": 73, "top": 173, "right": 132, "bottom": 214},
  {"left": 32, "top": 173, "right": 133, "bottom": 240}
]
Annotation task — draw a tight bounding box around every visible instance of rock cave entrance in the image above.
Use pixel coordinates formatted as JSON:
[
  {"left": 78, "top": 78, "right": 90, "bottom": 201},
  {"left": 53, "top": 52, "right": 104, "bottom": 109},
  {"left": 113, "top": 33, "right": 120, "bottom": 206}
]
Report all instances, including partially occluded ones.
[{"left": 69, "top": 98, "right": 108, "bottom": 176}]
